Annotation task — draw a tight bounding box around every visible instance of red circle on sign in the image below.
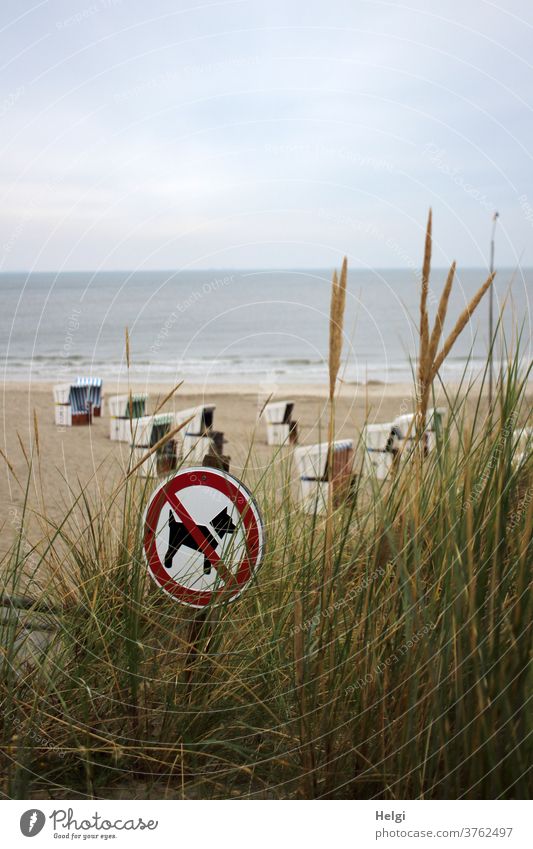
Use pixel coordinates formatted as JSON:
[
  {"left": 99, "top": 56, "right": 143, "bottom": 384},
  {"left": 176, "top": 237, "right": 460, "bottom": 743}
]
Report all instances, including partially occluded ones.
[{"left": 143, "top": 467, "right": 264, "bottom": 608}]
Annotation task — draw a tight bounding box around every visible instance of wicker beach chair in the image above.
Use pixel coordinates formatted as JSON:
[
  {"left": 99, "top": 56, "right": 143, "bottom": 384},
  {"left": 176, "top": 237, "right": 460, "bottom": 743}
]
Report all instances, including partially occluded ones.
[
  {"left": 294, "top": 440, "right": 354, "bottom": 514},
  {"left": 263, "top": 400, "right": 298, "bottom": 446},
  {"left": 76, "top": 377, "right": 103, "bottom": 416},
  {"left": 175, "top": 405, "right": 218, "bottom": 463},
  {"left": 392, "top": 408, "right": 447, "bottom": 454},
  {"left": 361, "top": 407, "right": 447, "bottom": 479},
  {"left": 108, "top": 393, "right": 148, "bottom": 441},
  {"left": 130, "top": 412, "right": 178, "bottom": 477},
  {"left": 53, "top": 383, "right": 91, "bottom": 426},
  {"left": 361, "top": 423, "right": 398, "bottom": 480}
]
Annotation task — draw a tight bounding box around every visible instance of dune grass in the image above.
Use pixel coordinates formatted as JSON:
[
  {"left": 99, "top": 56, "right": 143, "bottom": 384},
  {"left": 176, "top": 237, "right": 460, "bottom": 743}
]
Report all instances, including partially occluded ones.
[{"left": 0, "top": 347, "right": 530, "bottom": 800}]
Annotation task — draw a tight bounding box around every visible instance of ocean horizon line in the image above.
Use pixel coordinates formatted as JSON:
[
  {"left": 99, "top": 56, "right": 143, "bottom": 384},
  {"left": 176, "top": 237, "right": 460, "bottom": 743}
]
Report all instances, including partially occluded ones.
[{"left": 1, "top": 265, "right": 530, "bottom": 276}]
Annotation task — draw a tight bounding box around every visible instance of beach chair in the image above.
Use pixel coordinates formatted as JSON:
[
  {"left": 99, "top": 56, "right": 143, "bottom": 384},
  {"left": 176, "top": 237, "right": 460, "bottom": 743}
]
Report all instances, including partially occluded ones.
[
  {"left": 53, "top": 383, "right": 91, "bottom": 426},
  {"left": 513, "top": 427, "right": 532, "bottom": 468},
  {"left": 175, "top": 405, "right": 218, "bottom": 463},
  {"left": 53, "top": 384, "right": 71, "bottom": 426},
  {"left": 76, "top": 377, "right": 103, "bottom": 417},
  {"left": 294, "top": 440, "right": 354, "bottom": 514},
  {"left": 361, "top": 423, "right": 398, "bottom": 480},
  {"left": 108, "top": 393, "right": 148, "bottom": 442},
  {"left": 263, "top": 400, "right": 298, "bottom": 446},
  {"left": 392, "top": 408, "right": 447, "bottom": 455},
  {"left": 361, "top": 407, "right": 448, "bottom": 479},
  {"left": 392, "top": 413, "right": 417, "bottom": 452},
  {"left": 130, "top": 413, "right": 179, "bottom": 477},
  {"left": 0, "top": 594, "right": 60, "bottom": 674}
]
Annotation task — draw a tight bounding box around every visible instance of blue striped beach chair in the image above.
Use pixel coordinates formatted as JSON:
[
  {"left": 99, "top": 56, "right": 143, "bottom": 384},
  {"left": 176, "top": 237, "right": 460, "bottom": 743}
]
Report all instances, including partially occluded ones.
[
  {"left": 131, "top": 413, "right": 178, "bottom": 477},
  {"left": 53, "top": 383, "right": 91, "bottom": 426},
  {"left": 76, "top": 377, "right": 103, "bottom": 416}
]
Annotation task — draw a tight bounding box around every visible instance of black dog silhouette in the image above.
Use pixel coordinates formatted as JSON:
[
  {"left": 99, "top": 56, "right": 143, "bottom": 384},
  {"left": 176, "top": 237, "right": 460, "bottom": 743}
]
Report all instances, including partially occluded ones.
[{"left": 165, "top": 507, "right": 237, "bottom": 576}]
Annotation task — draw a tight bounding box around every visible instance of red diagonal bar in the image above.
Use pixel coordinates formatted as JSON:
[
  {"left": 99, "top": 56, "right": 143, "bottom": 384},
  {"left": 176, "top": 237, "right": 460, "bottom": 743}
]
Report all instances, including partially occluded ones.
[{"left": 164, "top": 490, "right": 236, "bottom": 590}]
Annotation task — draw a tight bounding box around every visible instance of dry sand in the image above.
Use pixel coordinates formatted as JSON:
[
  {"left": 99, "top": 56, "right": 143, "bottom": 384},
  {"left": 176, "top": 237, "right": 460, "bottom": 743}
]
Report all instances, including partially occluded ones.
[{"left": 0, "top": 379, "right": 523, "bottom": 564}]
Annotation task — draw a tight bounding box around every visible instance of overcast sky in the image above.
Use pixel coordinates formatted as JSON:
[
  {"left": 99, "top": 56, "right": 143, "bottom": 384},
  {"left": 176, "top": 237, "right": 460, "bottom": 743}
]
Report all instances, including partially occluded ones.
[{"left": 1, "top": 0, "right": 532, "bottom": 271}]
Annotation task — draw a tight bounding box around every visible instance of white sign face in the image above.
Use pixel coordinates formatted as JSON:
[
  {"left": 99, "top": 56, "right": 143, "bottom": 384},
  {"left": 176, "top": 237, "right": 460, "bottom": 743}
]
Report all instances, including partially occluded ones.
[{"left": 143, "top": 467, "right": 264, "bottom": 608}]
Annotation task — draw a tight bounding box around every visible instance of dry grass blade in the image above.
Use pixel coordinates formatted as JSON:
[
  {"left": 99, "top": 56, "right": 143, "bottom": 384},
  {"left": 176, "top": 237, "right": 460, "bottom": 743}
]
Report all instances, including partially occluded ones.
[
  {"left": 328, "top": 258, "right": 347, "bottom": 401},
  {"left": 294, "top": 593, "right": 304, "bottom": 689},
  {"left": 17, "top": 432, "right": 30, "bottom": 468},
  {"left": 0, "top": 446, "right": 21, "bottom": 487},
  {"left": 419, "top": 209, "right": 432, "bottom": 387},
  {"left": 125, "top": 326, "right": 130, "bottom": 369},
  {"left": 427, "top": 260, "right": 456, "bottom": 369},
  {"left": 328, "top": 269, "right": 339, "bottom": 400},
  {"left": 257, "top": 392, "right": 274, "bottom": 420},
  {"left": 33, "top": 410, "right": 40, "bottom": 457},
  {"left": 431, "top": 272, "right": 495, "bottom": 380},
  {"left": 323, "top": 257, "right": 348, "bottom": 624},
  {"left": 338, "top": 255, "right": 348, "bottom": 302},
  {"left": 153, "top": 380, "right": 184, "bottom": 416},
  {"left": 417, "top": 260, "right": 456, "bottom": 424}
]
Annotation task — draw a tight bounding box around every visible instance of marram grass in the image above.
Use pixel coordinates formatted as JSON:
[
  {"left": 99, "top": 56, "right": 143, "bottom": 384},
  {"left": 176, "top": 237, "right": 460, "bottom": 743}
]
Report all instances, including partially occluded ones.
[{"left": 0, "top": 346, "right": 531, "bottom": 800}]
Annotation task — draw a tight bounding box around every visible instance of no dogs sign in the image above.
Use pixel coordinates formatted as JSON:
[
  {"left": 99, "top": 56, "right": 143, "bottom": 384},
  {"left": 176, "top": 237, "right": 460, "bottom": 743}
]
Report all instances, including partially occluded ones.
[{"left": 143, "top": 467, "right": 264, "bottom": 608}]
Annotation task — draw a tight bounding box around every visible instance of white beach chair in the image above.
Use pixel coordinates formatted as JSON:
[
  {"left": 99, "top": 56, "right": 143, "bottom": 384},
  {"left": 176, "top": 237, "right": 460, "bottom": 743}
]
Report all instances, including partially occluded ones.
[
  {"left": 263, "top": 400, "right": 298, "bottom": 446},
  {"left": 131, "top": 413, "right": 178, "bottom": 477},
  {"left": 392, "top": 413, "right": 417, "bottom": 451},
  {"left": 361, "top": 423, "right": 397, "bottom": 480},
  {"left": 294, "top": 440, "right": 354, "bottom": 514},
  {"left": 361, "top": 407, "right": 448, "bottom": 479},
  {"left": 53, "top": 384, "right": 71, "bottom": 426},
  {"left": 175, "top": 405, "right": 217, "bottom": 462},
  {"left": 53, "top": 383, "right": 91, "bottom": 426},
  {"left": 393, "top": 408, "right": 448, "bottom": 454},
  {"left": 108, "top": 393, "right": 148, "bottom": 442},
  {"left": 393, "top": 408, "right": 448, "bottom": 453}
]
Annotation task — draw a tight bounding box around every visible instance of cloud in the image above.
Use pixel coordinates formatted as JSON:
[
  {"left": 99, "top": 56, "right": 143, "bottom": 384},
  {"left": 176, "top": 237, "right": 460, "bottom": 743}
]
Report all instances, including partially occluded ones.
[{"left": 0, "top": 0, "right": 532, "bottom": 269}]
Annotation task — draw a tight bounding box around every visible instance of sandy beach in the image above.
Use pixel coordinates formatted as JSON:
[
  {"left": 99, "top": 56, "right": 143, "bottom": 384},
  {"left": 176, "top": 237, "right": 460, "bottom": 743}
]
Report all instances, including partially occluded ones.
[
  {"left": 0, "top": 380, "right": 432, "bottom": 555},
  {"left": 2, "top": 377, "right": 525, "bottom": 564}
]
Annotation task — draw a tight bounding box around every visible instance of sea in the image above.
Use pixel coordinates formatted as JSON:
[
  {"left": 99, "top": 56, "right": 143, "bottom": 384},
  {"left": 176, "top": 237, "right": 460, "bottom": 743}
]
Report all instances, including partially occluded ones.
[{"left": 1, "top": 268, "right": 531, "bottom": 386}]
